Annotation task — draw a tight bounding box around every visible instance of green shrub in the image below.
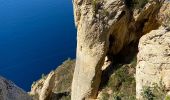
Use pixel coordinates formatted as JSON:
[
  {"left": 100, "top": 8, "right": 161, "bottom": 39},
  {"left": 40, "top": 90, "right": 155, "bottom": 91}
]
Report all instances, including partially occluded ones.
[
  {"left": 92, "top": 0, "right": 97, "bottom": 9},
  {"left": 92, "top": 0, "right": 100, "bottom": 13},
  {"left": 103, "top": 64, "right": 136, "bottom": 100},
  {"left": 165, "top": 95, "right": 170, "bottom": 100},
  {"left": 133, "top": 0, "right": 148, "bottom": 8},
  {"left": 102, "top": 92, "right": 110, "bottom": 100},
  {"left": 142, "top": 86, "right": 155, "bottom": 100},
  {"left": 113, "top": 96, "right": 121, "bottom": 100},
  {"left": 142, "top": 83, "right": 167, "bottom": 100}
]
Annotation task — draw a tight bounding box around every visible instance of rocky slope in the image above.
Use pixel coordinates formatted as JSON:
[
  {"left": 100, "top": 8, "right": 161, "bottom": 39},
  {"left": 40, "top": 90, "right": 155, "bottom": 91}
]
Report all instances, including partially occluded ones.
[
  {"left": 29, "top": 59, "right": 75, "bottom": 100},
  {"left": 0, "top": 76, "right": 32, "bottom": 100}
]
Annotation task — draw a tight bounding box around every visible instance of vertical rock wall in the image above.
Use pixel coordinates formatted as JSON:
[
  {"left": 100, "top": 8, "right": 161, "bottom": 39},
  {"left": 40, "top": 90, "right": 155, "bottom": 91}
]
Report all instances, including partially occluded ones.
[
  {"left": 72, "top": 0, "right": 109, "bottom": 99},
  {"left": 72, "top": 0, "right": 165, "bottom": 99}
]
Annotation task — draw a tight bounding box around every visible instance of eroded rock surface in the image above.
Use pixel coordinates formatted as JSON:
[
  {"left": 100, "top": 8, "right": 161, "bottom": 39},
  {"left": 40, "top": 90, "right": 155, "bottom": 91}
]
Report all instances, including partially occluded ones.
[
  {"left": 72, "top": 0, "right": 164, "bottom": 99},
  {"left": 0, "top": 76, "right": 32, "bottom": 100},
  {"left": 136, "top": 27, "right": 170, "bottom": 99},
  {"left": 29, "top": 59, "right": 75, "bottom": 100}
]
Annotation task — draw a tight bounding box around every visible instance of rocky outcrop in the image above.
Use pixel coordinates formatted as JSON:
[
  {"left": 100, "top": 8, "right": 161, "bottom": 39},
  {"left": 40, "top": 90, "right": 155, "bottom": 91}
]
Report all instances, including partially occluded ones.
[
  {"left": 29, "top": 59, "right": 75, "bottom": 100},
  {"left": 29, "top": 71, "right": 55, "bottom": 100},
  {"left": 136, "top": 27, "right": 170, "bottom": 99},
  {"left": 0, "top": 76, "right": 32, "bottom": 100},
  {"left": 136, "top": 1, "right": 170, "bottom": 99},
  {"left": 72, "top": 0, "right": 164, "bottom": 99},
  {"left": 29, "top": 0, "right": 170, "bottom": 100},
  {"left": 159, "top": 0, "right": 170, "bottom": 29},
  {"left": 0, "top": 0, "right": 169, "bottom": 100}
]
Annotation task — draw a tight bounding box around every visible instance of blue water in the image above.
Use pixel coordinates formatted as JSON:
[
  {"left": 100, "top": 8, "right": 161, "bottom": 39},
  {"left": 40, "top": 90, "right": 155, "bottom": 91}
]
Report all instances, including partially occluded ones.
[{"left": 0, "top": 0, "right": 76, "bottom": 91}]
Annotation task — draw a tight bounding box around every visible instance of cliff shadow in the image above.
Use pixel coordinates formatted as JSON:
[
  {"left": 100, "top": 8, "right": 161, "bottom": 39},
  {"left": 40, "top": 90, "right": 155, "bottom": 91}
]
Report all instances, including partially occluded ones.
[{"left": 99, "top": 42, "right": 138, "bottom": 90}]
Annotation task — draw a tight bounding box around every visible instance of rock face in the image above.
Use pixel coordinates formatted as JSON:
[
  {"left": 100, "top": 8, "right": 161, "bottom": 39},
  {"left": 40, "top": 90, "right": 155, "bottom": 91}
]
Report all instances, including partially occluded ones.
[
  {"left": 136, "top": 27, "right": 170, "bottom": 99},
  {"left": 0, "top": 76, "right": 32, "bottom": 100},
  {"left": 0, "top": 0, "right": 169, "bottom": 100},
  {"left": 136, "top": 1, "right": 170, "bottom": 99},
  {"left": 29, "top": 0, "right": 169, "bottom": 100},
  {"left": 72, "top": 0, "right": 164, "bottom": 99},
  {"left": 159, "top": 1, "right": 170, "bottom": 29},
  {"left": 29, "top": 71, "right": 56, "bottom": 100},
  {"left": 29, "top": 59, "right": 75, "bottom": 100}
]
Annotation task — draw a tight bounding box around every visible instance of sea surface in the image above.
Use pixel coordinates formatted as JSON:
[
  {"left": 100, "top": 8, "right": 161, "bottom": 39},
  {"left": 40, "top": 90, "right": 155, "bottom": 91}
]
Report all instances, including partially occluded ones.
[{"left": 0, "top": 0, "right": 76, "bottom": 91}]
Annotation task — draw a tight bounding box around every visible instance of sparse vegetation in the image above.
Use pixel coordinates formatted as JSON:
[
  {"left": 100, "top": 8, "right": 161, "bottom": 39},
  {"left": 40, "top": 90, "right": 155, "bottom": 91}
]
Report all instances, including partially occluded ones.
[
  {"left": 142, "top": 86, "right": 155, "bottom": 100},
  {"left": 102, "top": 92, "right": 110, "bottom": 100},
  {"left": 141, "top": 82, "right": 167, "bottom": 100},
  {"left": 165, "top": 95, "right": 170, "bottom": 100},
  {"left": 102, "top": 9, "right": 109, "bottom": 17},
  {"left": 100, "top": 63, "right": 136, "bottom": 100},
  {"left": 92, "top": 0, "right": 100, "bottom": 13},
  {"left": 92, "top": 0, "right": 98, "bottom": 9},
  {"left": 98, "top": 45, "right": 138, "bottom": 100},
  {"left": 130, "top": 0, "right": 148, "bottom": 9}
]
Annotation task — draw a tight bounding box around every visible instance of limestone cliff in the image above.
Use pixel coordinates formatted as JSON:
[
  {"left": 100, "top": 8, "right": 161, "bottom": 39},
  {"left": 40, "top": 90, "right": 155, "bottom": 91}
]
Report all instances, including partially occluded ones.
[
  {"left": 29, "top": 0, "right": 170, "bottom": 100},
  {"left": 1, "top": 0, "right": 170, "bottom": 100},
  {"left": 0, "top": 76, "right": 32, "bottom": 100},
  {"left": 72, "top": 0, "right": 167, "bottom": 99},
  {"left": 136, "top": 1, "right": 170, "bottom": 99}
]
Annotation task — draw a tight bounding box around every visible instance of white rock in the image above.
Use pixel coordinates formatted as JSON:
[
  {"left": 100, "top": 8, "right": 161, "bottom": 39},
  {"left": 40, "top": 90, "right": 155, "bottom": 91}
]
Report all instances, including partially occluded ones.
[
  {"left": 136, "top": 28, "right": 170, "bottom": 99},
  {"left": 0, "top": 76, "right": 32, "bottom": 100}
]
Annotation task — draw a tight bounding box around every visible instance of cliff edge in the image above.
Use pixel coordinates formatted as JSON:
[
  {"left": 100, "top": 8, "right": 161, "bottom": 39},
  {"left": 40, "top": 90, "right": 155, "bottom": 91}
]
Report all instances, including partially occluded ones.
[{"left": 29, "top": 0, "right": 170, "bottom": 100}]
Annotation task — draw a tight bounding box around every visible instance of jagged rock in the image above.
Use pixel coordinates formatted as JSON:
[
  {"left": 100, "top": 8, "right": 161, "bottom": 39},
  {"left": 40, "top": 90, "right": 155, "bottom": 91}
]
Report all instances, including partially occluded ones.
[
  {"left": 29, "top": 59, "right": 75, "bottom": 100},
  {"left": 0, "top": 76, "right": 32, "bottom": 100},
  {"left": 29, "top": 0, "right": 169, "bottom": 100},
  {"left": 136, "top": 27, "right": 170, "bottom": 99},
  {"left": 39, "top": 71, "right": 55, "bottom": 100},
  {"left": 158, "top": 0, "right": 170, "bottom": 29},
  {"left": 72, "top": 0, "right": 164, "bottom": 99}
]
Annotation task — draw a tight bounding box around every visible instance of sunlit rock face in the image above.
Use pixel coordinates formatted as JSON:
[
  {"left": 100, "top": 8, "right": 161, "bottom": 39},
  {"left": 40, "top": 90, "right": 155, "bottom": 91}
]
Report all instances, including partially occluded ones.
[
  {"left": 72, "top": 0, "right": 165, "bottom": 99},
  {"left": 0, "top": 76, "right": 32, "bottom": 100},
  {"left": 136, "top": 27, "right": 170, "bottom": 99},
  {"left": 136, "top": 1, "right": 170, "bottom": 99},
  {"left": 29, "top": 59, "right": 75, "bottom": 100}
]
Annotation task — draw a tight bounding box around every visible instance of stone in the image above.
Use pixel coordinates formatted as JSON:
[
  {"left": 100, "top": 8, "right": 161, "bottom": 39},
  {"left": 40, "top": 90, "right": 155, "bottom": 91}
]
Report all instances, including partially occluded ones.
[
  {"left": 72, "top": 0, "right": 164, "bottom": 99},
  {"left": 29, "top": 59, "right": 75, "bottom": 100},
  {"left": 0, "top": 76, "right": 32, "bottom": 100},
  {"left": 136, "top": 27, "right": 170, "bottom": 99}
]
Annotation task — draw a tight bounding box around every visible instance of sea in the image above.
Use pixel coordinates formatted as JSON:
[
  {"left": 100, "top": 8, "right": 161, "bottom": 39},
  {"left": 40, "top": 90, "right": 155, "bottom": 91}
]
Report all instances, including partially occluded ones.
[{"left": 0, "top": 0, "right": 76, "bottom": 91}]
